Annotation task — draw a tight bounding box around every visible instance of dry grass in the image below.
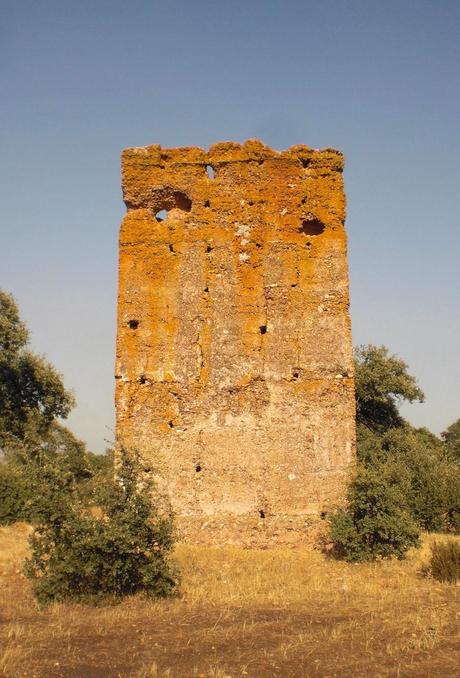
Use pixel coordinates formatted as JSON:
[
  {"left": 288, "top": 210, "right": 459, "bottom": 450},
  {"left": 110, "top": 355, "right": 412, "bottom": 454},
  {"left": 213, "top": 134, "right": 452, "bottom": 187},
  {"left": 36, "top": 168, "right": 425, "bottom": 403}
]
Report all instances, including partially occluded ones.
[{"left": 0, "top": 525, "right": 458, "bottom": 677}]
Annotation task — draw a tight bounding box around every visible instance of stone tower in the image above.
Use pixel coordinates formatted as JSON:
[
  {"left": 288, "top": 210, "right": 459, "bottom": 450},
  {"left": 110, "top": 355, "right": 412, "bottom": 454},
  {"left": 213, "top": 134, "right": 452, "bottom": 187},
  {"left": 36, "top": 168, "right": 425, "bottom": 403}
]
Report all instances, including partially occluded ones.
[{"left": 116, "top": 139, "right": 355, "bottom": 543}]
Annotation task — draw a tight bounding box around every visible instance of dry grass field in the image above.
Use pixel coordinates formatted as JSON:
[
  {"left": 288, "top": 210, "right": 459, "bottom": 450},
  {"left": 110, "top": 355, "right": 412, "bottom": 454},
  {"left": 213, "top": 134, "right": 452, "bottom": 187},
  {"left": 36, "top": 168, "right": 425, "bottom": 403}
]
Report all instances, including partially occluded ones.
[{"left": 0, "top": 524, "right": 458, "bottom": 678}]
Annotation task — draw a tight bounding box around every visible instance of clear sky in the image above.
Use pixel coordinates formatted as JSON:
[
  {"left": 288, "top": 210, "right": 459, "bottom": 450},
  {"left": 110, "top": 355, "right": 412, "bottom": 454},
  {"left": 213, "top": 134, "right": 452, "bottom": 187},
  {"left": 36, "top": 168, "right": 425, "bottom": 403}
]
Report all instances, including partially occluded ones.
[{"left": 1, "top": 0, "right": 459, "bottom": 452}]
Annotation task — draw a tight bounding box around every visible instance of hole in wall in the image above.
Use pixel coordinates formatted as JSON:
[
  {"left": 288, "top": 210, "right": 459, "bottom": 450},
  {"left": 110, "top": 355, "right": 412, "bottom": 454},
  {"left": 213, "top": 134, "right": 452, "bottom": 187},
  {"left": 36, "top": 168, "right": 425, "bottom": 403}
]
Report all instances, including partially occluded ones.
[
  {"left": 292, "top": 369, "right": 300, "bottom": 380},
  {"left": 299, "top": 218, "right": 325, "bottom": 236},
  {"left": 259, "top": 325, "right": 267, "bottom": 335},
  {"left": 301, "top": 196, "right": 308, "bottom": 205},
  {"left": 195, "top": 464, "right": 202, "bottom": 473},
  {"left": 168, "top": 420, "right": 174, "bottom": 429},
  {"left": 169, "top": 244, "right": 175, "bottom": 253},
  {"left": 320, "top": 511, "right": 327, "bottom": 520},
  {"left": 128, "top": 319, "right": 139, "bottom": 330},
  {"left": 291, "top": 283, "right": 297, "bottom": 288},
  {"left": 173, "top": 192, "right": 192, "bottom": 211},
  {"left": 204, "top": 199, "right": 210, "bottom": 208},
  {"left": 150, "top": 187, "right": 192, "bottom": 217},
  {"left": 206, "top": 244, "right": 213, "bottom": 253},
  {"left": 204, "top": 287, "right": 209, "bottom": 293},
  {"left": 156, "top": 209, "right": 168, "bottom": 221},
  {"left": 139, "top": 375, "right": 147, "bottom": 384},
  {"left": 248, "top": 200, "right": 254, "bottom": 206},
  {"left": 300, "top": 158, "right": 311, "bottom": 169},
  {"left": 205, "top": 165, "right": 215, "bottom": 179},
  {"left": 259, "top": 509, "right": 265, "bottom": 519}
]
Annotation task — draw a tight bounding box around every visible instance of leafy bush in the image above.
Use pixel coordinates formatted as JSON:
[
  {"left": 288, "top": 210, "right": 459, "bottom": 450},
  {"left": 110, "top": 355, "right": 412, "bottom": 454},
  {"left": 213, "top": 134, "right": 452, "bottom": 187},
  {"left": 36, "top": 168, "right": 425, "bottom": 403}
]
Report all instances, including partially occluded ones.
[
  {"left": 24, "top": 448, "right": 178, "bottom": 605},
  {"left": 0, "top": 463, "right": 28, "bottom": 525},
  {"left": 330, "top": 465, "right": 420, "bottom": 562},
  {"left": 427, "top": 541, "right": 460, "bottom": 584},
  {"left": 382, "top": 427, "right": 459, "bottom": 533},
  {"left": 442, "top": 418, "right": 460, "bottom": 462},
  {"left": 1, "top": 423, "right": 113, "bottom": 522},
  {"left": 78, "top": 448, "right": 114, "bottom": 502},
  {"left": 356, "top": 423, "right": 460, "bottom": 534}
]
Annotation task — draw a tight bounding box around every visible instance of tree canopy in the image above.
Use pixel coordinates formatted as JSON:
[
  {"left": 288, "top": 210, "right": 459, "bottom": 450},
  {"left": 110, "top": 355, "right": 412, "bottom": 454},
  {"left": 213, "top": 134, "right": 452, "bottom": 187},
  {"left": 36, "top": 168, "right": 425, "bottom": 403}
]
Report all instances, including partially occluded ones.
[
  {"left": 354, "top": 344, "right": 425, "bottom": 432},
  {"left": 349, "top": 344, "right": 460, "bottom": 540},
  {"left": 0, "top": 291, "right": 74, "bottom": 446},
  {"left": 442, "top": 419, "right": 460, "bottom": 462}
]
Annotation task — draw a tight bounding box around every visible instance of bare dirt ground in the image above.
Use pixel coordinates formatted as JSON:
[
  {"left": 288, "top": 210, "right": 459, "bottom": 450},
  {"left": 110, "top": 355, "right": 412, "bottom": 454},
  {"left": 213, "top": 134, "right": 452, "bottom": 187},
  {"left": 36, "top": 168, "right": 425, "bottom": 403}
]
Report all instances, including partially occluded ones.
[{"left": 0, "top": 524, "right": 458, "bottom": 677}]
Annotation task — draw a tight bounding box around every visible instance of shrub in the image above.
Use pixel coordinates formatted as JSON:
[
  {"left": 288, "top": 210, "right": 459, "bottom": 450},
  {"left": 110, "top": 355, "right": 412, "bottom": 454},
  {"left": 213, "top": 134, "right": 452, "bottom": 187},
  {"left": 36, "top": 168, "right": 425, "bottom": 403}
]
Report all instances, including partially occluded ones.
[
  {"left": 24, "top": 448, "right": 178, "bottom": 605},
  {"left": 441, "top": 418, "right": 460, "bottom": 462},
  {"left": 427, "top": 541, "right": 460, "bottom": 584},
  {"left": 0, "top": 463, "right": 28, "bottom": 525},
  {"left": 356, "top": 423, "right": 460, "bottom": 534},
  {"left": 382, "top": 427, "right": 460, "bottom": 533},
  {"left": 330, "top": 465, "right": 420, "bottom": 562}
]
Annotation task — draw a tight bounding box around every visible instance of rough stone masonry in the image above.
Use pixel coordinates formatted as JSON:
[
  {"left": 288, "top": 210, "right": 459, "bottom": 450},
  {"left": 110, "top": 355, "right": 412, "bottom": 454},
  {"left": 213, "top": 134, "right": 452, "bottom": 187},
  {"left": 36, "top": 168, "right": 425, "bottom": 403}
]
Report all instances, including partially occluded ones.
[{"left": 116, "top": 139, "right": 355, "bottom": 544}]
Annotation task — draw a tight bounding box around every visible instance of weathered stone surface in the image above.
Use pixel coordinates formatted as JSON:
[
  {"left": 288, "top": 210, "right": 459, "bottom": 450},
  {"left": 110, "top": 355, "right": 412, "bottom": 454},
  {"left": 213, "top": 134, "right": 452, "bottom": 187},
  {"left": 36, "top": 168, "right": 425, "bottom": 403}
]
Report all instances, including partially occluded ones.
[{"left": 116, "top": 139, "right": 355, "bottom": 543}]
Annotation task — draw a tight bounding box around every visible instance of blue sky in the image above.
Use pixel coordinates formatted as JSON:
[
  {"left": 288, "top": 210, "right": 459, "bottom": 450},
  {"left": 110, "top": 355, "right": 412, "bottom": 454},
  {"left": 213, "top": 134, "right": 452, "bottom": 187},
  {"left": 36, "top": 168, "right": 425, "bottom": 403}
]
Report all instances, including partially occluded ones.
[{"left": 1, "top": 0, "right": 459, "bottom": 451}]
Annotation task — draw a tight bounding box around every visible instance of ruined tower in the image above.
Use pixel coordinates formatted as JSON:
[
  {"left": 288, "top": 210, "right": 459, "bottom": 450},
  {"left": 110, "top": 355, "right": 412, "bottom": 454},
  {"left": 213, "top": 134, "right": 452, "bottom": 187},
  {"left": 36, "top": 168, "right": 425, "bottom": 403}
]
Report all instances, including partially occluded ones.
[{"left": 116, "top": 139, "right": 355, "bottom": 543}]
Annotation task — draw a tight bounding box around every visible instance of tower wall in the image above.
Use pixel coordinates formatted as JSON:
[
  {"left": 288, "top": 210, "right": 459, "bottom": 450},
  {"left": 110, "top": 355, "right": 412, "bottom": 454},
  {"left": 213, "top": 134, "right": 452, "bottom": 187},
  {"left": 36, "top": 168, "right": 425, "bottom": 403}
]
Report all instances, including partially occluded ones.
[{"left": 116, "top": 139, "right": 355, "bottom": 542}]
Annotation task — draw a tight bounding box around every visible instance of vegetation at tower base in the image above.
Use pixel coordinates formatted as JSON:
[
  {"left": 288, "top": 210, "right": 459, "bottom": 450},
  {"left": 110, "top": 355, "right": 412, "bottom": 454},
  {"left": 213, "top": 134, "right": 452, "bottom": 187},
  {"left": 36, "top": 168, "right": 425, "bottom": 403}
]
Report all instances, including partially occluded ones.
[
  {"left": 1, "top": 290, "right": 177, "bottom": 605},
  {"left": 330, "top": 464, "right": 420, "bottom": 562},
  {"left": 24, "top": 447, "right": 178, "bottom": 606},
  {"left": 357, "top": 424, "right": 460, "bottom": 534},
  {"left": 329, "top": 345, "right": 460, "bottom": 562}
]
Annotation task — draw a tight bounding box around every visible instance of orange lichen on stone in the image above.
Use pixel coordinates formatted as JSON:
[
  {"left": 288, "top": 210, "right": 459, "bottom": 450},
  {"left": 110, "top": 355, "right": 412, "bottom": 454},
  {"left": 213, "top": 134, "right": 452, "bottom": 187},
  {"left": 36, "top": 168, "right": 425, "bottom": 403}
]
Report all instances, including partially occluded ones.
[{"left": 115, "top": 139, "right": 355, "bottom": 544}]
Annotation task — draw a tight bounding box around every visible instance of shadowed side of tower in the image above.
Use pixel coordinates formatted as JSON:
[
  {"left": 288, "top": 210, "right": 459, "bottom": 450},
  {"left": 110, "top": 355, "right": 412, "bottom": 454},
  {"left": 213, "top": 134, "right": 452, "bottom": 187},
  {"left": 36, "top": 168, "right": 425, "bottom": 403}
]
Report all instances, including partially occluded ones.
[{"left": 115, "top": 139, "right": 355, "bottom": 546}]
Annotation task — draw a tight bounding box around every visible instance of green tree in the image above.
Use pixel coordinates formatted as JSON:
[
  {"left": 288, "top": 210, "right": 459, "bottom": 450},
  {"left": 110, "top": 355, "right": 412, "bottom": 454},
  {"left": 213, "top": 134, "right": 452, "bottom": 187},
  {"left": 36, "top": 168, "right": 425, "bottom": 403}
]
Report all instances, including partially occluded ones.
[
  {"left": 0, "top": 290, "right": 99, "bottom": 525},
  {"left": 24, "top": 447, "right": 178, "bottom": 605},
  {"left": 331, "top": 344, "right": 460, "bottom": 560},
  {"left": 0, "top": 419, "right": 116, "bottom": 525},
  {"left": 330, "top": 464, "right": 420, "bottom": 562},
  {"left": 0, "top": 290, "right": 74, "bottom": 446},
  {"left": 351, "top": 345, "right": 460, "bottom": 536},
  {"left": 441, "top": 418, "right": 460, "bottom": 462},
  {"left": 364, "top": 426, "right": 460, "bottom": 533},
  {"left": 0, "top": 423, "right": 94, "bottom": 525},
  {"left": 354, "top": 345, "right": 424, "bottom": 432},
  {"left": 0, "top": 463, "right": 27, "bottom": 525}
]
